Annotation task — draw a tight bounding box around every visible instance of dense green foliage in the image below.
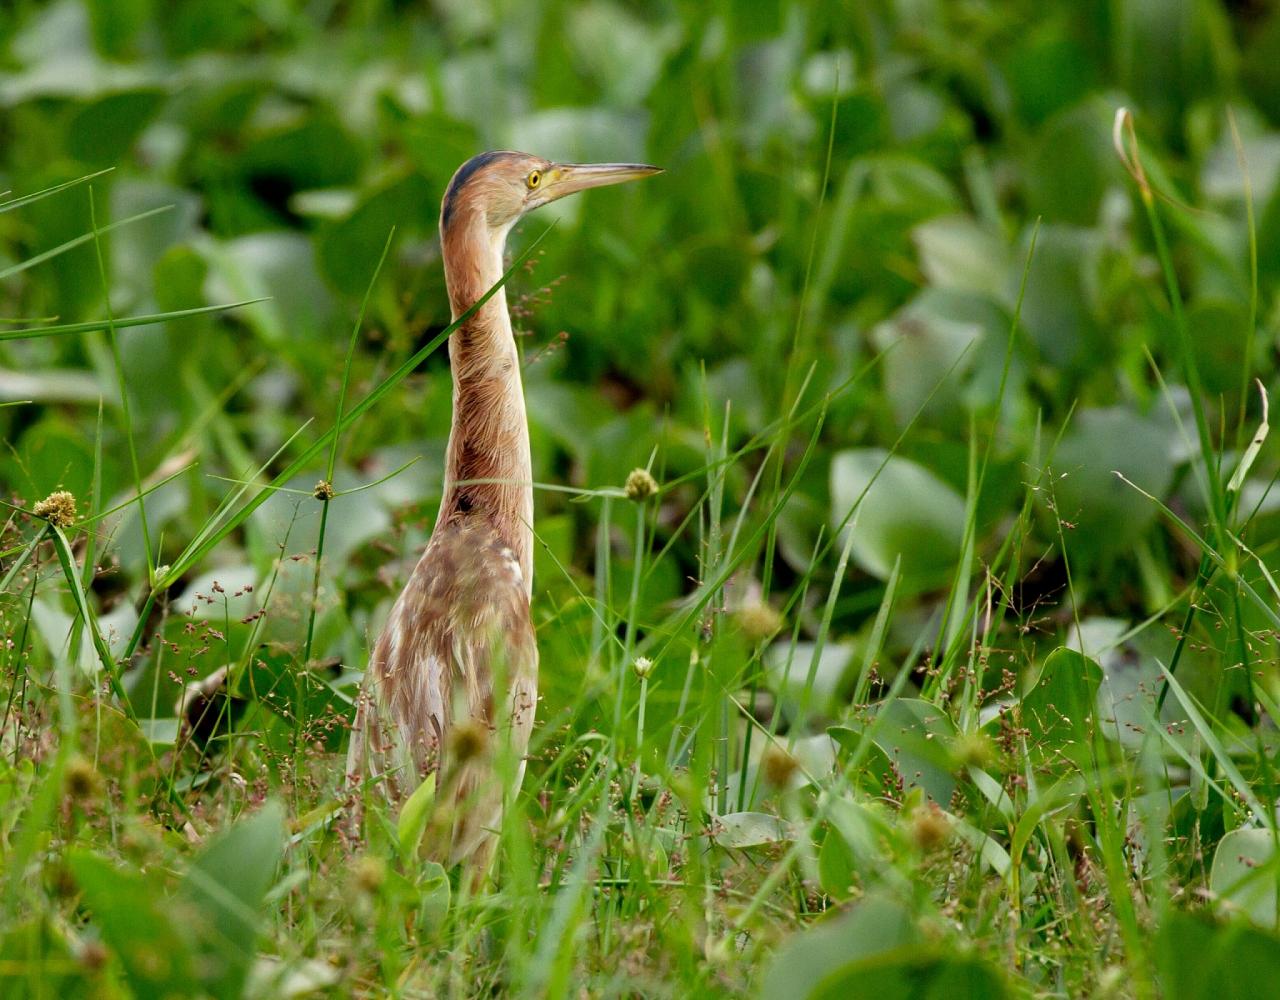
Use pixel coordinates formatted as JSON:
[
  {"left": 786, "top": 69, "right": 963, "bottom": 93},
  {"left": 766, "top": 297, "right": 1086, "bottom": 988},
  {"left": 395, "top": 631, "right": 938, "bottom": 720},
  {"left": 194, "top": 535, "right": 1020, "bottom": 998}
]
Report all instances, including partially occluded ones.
[{"left": 5, "top": 0, "right": 1280, "bottom": 995}]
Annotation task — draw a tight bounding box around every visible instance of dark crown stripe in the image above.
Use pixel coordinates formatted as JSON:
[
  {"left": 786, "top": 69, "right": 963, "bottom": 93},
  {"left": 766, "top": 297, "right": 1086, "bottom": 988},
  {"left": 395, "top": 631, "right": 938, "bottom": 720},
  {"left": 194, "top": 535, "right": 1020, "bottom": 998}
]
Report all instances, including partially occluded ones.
[{"left": 441, "top": 150, "right": 515, "bottom": 227}]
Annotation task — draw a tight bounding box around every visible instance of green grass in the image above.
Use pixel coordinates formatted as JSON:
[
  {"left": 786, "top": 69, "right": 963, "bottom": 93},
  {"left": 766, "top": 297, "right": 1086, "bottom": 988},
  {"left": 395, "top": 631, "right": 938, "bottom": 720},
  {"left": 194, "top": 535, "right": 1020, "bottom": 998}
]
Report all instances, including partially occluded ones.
[{"left": 5, "top": 1, "right": 1280, "bottom": 997}]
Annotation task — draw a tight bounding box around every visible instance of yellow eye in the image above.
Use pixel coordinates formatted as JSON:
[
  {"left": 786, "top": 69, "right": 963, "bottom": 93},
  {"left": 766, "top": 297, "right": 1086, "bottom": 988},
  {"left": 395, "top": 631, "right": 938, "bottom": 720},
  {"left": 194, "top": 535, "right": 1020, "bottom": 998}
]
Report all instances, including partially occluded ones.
[{"left": 527, "top": 170, "right": 542, "bottom": 190}]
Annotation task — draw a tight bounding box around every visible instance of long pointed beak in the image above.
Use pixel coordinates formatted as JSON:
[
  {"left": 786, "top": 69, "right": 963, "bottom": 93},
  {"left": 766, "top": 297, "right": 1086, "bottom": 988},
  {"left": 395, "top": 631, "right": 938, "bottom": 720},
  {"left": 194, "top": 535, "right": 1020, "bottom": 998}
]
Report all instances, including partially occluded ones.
[{"left": 546, "top": 162, "right": 663, "bottom": 201}]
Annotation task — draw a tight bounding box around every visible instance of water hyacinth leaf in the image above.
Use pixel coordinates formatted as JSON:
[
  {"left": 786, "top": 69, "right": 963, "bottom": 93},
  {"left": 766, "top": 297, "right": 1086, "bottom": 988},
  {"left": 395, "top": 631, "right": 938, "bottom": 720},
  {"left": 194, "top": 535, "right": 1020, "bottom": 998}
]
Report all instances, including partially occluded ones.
[
  {"left": 825, "top": 798, "right": 895, "bottom": 874},
  {"left": 1025, "top": 99, "right": 1128, "bottom": 223},
  {"left": 1011, "top": 223, "right": 1105, "bottom": 367},
  {"left": 1210, "top": 828, "right": 1279, "bottom": 928},
  {"left": 138, "top": 717, "right": 180, "bottom": 746},
  {"left": 1114, "top": 0, "right": 1227, "bottom": 122},
  {"left": 712, "top": 811, "right": 793, "bottom": 849},
  {"left": 830, "top": 449, "right": 966, "bottom": 585},
  {"left": 760, "top": 889, "right": 1011, "bottom": 998},
  {"left": 317, "top": 175, "right": 430, "bottom": 297},
  {"left": 758, "top": 892, "right": 920, "bottom": 1000},
  {"left": 812, "top": 951, "right": 1011, "bottom": 999},
  {"left": 243, "top": 650, "right": 350, "bottom": 751},
  {"left": 70, "top": 850, "right": 200, "bottom": 997},
  {"left": 416, "top": 860, "right": 452, "bottom": 933},
  {"left": 871, "top": 289, "right": 991, "bottom": 427},
  {"left": 766, "top": 640, "right": 855, "bottom": 714},
  {"left": 397, "top": 773, "right": 437, "bottom": 858},
  {"left": 66, "top": 89, "right": 166, "bottom": 166},
  {"left": 831, "top": 699, "right": 958, "bottom": 805},
  {"left": 180, "top": 800, "right": 285, "bottom": 1000},
  {"left": 204, "top": 232, "right": 336, "bottom": 346},
  {"left": 564, "top": 0, "right": 683, "bottom": 106},
  {"left": 1021, "top": 648, "right": 1103, "bottom": 766},
  {"left": 912, "top": 215, "right": 1009, "bottom": 297},
  {"left": 1047, "top": 406, "right": 1176, "bottom": 555},
  {"left": 1157, "top": 910, "right": 1280, "bottom": 999},
  {"left": 818, "top": 825, "right": 857, "bottom": 899}
]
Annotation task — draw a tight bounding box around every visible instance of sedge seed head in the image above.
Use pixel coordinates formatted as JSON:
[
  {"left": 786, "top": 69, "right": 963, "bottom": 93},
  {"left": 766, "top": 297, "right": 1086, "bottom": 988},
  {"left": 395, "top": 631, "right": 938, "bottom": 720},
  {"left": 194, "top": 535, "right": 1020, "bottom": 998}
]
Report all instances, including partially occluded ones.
[
  {"left": 449, "top": 719, "right": 489, "bottom": 763},
  {"left": 951, "top": 731, "right": 997, "bottom": 771},
  {"left": 736, "top": 602, "right": 783, "bottom": 643},
  {"left": 907, "top": 802, "right": 951, "bottom": 852},
  {"left": 624, "top": 468, "right": 658, "bottom": 502},
  {"left": 64, "top": 754, "right": 100, "bottom": 802},
  {"left": 33, "top": 490, "right": 77, "bottom": 527},
  {"left": 313, "top": 479, "right": 336, "bottom": 501},
  {"left": 352, "top": 855, "right": 386, "bottom": 895},
  {"left": 632, "top": 656, "right": 654, "bottom": 679},
  {"left": 760, "top": 742, "right": 799, "bottom": 789}
]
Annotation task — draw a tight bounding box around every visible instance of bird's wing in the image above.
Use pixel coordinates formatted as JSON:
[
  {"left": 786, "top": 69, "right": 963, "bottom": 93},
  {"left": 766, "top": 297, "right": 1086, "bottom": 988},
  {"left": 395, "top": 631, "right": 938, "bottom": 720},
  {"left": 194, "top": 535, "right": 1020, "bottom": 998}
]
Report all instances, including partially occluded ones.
[{"left": 345, "top": 518, "right": 538, "bottom": 860}]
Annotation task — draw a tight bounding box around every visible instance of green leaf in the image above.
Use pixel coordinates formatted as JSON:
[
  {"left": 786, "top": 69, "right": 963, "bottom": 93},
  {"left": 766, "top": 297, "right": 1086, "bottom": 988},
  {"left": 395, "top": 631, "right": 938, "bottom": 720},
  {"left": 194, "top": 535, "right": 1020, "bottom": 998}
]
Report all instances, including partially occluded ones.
[
  {"left": 759, "top": 892, "right": 919, "bottom": 999},
  {"left": 1048, "top": 406, "right": 1176, "bottom": 554},
  {"left": 179, "top": 800, "right": 285, "bottom": 1000},
  {"left": 811, "top": 949, "right": 1011, "bottom": 999},
  {"left": 138, "top": 717, "right": 179, "bottom": 746},
  {"left": 1211, "top": 828, "right": 1280, "bottom": 929},
  {"left": 817, "top": 825, "right": 856, "bottom": 900},
  {"left": 66, "top": 89, "right": 165, "bottom": 166},
  {"left": 830, "top": 450, "right": 967, "bottom": 585},
  {"left": 397, "top": 773, "right": 437, "bottom": 858},
  {"left": 1021, "top": 648, "right": 1103, "bottom": 767},
  {"left": 831, "top": 699, "right": 959, "bottom": 806},
  {"left": 415, "top": 861, "right": 452, "bottom": 934},
  {"left": 70, "top": 850, "right": 199, "bottom": 998},
  {"left": 1157, "top": 910, "right": 1280, "bottom": 999},
  {"left": 912, "top": 216, "right": 1009, "bottom": 298},
  {"left": 712, "top": 812, "right": 793, "bottom": 849}
]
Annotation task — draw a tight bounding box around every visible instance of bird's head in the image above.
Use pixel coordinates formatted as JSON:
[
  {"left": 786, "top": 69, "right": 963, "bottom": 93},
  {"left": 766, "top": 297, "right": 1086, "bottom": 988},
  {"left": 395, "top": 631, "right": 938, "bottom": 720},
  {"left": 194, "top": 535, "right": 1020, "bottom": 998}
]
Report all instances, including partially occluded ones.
[{"left": 440, "top": 150, "right": 662, "bottom": 236}]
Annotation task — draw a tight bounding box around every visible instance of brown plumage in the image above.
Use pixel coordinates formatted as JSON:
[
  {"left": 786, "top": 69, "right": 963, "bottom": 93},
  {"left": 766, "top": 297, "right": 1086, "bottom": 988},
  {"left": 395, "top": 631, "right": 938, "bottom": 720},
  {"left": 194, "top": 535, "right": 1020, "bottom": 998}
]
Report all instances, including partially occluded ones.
[{"left": 345, "top": 151, "right": 660, "bottom": 874}]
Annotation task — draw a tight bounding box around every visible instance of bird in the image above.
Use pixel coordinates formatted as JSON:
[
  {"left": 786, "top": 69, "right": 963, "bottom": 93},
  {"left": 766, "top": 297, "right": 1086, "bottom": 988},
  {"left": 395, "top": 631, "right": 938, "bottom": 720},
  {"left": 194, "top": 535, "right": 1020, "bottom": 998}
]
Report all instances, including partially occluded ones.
[{"left": 345, "top": 151, "right": 661, "bottom": 875}]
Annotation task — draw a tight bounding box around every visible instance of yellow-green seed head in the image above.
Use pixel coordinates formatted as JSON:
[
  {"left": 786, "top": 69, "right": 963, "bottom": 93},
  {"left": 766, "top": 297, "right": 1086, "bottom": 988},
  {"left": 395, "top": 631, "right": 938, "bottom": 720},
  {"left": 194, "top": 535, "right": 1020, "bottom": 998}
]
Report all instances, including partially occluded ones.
[
  {"left": 33, "top": 490, "right": 77, "bottom": 527},
  {"left": 760, "top": 742, "right": 799, "bottom": 789},
  {"left": 736, "top": 602, "right": 783, "bottom": 643},
  {"left": 624, "top": 468, "right": 658, "bottom": 502}
]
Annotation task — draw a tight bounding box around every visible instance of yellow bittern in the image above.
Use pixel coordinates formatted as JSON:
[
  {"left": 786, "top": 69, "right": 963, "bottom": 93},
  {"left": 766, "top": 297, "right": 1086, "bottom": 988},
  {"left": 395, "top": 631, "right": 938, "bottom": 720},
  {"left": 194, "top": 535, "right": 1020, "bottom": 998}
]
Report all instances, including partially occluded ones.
[{"left": 345, "top": 151, "right": 661, "bottom": 871}]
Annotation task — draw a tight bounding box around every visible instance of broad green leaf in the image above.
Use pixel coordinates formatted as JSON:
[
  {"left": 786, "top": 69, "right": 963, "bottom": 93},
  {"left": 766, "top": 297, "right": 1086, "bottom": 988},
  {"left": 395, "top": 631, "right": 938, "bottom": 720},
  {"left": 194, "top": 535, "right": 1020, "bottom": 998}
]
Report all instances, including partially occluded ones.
[
  {"left": 1157, "top": 910, "right": 1280, "bottom": 999},
  {"left": 397, "top": 773, "right": 437, "bottom": 857},
  {"left": 759, "top": 893, "right": 919, "bottom": 999},
  {"left": 832, "top": 699, "right": 959, "bottom": 805},
  {"left": 812, "top": 949, "right": 1011, "bottom": 999},
  {"left": 138, "top": 717, "right": 180, "bottom": 746},
  {"left": 912, "top": 216, "right": 1009, "bottom": 298},
  {"left": 817, "top": 825, "right": 856, "bottom": 900},
  {"left": 830, "top": 449, "right": 966, "bottom": 585},
  {"left": 180, "top": 801, "right": 285, "bottom": 1000},
  {"left": 70, "top": 850, "right": 199, "bottom": 998},
  {"left": 1048, "top": 406, "right": 1176, "bottom": 554},
  {"left": 415, "top": 861, "right": 452, "bottom": 934},
  {"left": 712, "top": 811, "right": 793, "bottom": 849},
  {"left": 1021, "top": 648, "right": 1103, "bottom": 766},
  {"left": 1211, "top": 828, "right": 1280, "bottom": 929}
]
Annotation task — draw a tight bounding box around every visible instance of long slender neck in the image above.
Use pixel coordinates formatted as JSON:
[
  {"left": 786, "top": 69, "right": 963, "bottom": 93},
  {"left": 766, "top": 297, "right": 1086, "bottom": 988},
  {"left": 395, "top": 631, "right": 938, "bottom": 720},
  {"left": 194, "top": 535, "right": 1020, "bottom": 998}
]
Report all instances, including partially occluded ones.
[{"left": 436, "top": 209, "right": 534, "bottom": 593}]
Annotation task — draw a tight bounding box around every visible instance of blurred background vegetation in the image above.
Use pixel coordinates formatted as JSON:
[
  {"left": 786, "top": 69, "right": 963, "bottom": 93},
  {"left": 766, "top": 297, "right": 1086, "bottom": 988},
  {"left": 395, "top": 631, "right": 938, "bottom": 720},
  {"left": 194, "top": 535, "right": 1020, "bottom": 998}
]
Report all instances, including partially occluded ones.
[{"left": 6, "top": 0, "right": 1280, "bottom": 995}]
